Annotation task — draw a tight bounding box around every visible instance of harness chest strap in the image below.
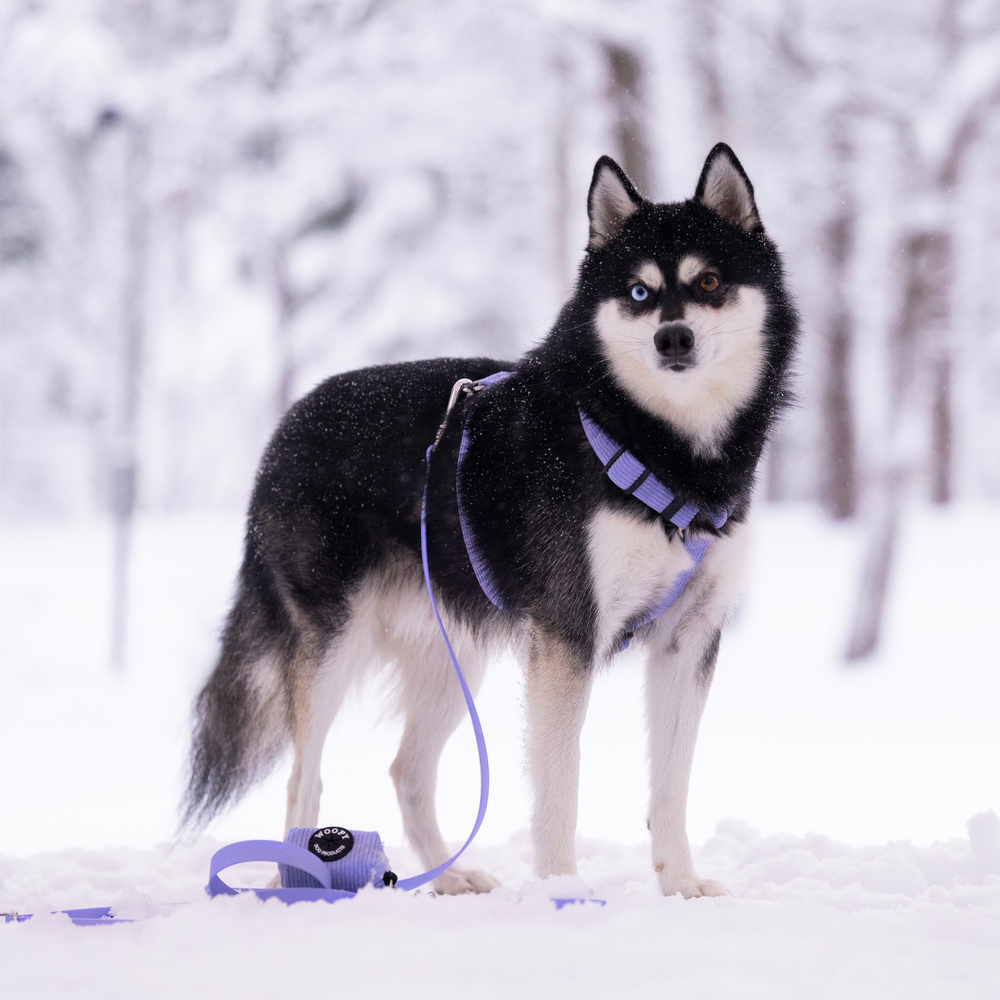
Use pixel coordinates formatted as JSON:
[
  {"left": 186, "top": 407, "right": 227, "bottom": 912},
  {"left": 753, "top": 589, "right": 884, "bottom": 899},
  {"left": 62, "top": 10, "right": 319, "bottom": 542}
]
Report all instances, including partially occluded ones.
[
  {"left": 577, "top": 408, "right": 729, "bottom": 531},
  {"left": 455, "top": 377, "right": 730, "bottom": 647},
  {"left": 575, "top": 407, "right": 730, "bottom": 651}
]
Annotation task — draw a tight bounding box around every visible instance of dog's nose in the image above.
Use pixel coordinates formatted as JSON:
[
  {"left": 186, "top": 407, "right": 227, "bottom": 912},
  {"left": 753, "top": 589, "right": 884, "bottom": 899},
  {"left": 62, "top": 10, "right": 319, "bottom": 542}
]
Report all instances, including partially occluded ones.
[{"left": 654, "top": 323, "right": 694, "bottom": 361}]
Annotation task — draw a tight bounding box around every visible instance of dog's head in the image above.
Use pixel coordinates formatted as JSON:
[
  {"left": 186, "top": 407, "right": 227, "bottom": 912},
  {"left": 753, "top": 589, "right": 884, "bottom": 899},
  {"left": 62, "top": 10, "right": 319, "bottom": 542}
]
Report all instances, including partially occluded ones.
[{"left": 576, "top": 144, "right": 790, "bottom": 456}]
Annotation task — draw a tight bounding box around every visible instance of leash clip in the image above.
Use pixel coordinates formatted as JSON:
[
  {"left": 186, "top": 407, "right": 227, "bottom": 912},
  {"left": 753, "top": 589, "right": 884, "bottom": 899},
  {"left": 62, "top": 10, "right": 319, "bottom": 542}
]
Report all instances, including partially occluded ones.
[{"left": 431, "top": 378, "right": 476, "bottom": 451}]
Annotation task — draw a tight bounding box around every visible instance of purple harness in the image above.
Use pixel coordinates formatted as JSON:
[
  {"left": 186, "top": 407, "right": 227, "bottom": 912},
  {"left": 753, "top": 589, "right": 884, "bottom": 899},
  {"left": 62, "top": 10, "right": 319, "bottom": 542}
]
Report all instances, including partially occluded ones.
[{"left": 456, "top": 374, "right": 729, "bottom": 651}]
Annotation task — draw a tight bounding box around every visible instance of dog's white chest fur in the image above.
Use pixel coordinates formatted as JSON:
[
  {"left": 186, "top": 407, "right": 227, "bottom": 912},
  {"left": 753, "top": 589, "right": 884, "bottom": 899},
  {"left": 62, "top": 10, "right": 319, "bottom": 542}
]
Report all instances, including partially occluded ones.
[{"left": 586, "top": 507, "right": 694, "bottom": 657}]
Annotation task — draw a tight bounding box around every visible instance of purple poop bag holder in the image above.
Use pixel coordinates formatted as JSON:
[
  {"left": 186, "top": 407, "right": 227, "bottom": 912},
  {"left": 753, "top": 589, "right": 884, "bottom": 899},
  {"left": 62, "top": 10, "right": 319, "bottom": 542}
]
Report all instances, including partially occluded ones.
[{"left": 206, "top": 377, "right": 498, "bottom": 904}]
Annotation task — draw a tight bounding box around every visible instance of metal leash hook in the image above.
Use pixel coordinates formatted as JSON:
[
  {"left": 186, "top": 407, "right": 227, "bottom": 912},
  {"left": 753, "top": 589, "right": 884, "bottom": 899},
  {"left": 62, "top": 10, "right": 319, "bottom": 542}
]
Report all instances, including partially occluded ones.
[{"left": 431, "top": 378, "right": 477, "bottom": 451}]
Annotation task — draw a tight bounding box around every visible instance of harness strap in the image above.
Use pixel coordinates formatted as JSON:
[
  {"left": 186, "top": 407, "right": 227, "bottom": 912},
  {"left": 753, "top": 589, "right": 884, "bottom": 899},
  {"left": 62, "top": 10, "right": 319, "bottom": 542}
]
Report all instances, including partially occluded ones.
[
  {"left": 578, "top": 408, "right": 729, "bottom": 530},
  {"left": 576, "top": 406, "right": 730, "bottom": 652},
  {"left": 456, "top": 372, "right": 514, "bottom": 611},
  {"left": 616, "top": 533, "right": 712, "bottom": 652}
]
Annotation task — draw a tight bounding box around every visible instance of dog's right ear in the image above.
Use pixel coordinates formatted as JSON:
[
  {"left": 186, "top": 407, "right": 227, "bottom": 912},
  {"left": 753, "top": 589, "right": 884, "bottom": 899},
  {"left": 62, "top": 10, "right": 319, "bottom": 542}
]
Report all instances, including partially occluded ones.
[
  {"left": 587, "top": 156, "right": 643, "bottom": 249},
  {"left": 695, "top": 143, "right": 761, "bottom": 231}
]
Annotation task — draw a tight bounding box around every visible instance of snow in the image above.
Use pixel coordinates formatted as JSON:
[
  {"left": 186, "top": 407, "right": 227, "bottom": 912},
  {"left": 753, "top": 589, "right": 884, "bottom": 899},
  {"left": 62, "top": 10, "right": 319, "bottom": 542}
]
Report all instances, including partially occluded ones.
[
  {"left": 3, "top": 826, "right": 1000, "bottom": 999},
  {"left": 1, "top": 504, "right": 999, "bottom": 996},
  {"left": 3, "top": 2, "right": 999, "bottom": 991}
]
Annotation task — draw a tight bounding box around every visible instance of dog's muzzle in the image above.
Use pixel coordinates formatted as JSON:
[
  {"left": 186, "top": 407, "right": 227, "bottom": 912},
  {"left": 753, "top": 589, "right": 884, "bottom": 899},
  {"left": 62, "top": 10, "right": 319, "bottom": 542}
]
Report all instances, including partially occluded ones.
[{"left": 654, "top": 322, "right": 695, "bottom": 370}]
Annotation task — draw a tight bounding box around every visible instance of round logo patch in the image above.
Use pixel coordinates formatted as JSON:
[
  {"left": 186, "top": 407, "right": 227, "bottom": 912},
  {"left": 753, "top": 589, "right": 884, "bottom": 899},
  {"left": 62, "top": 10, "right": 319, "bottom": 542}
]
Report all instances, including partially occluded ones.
[{"left": 307, "top": 826, "right": 355, "bottom": 862}]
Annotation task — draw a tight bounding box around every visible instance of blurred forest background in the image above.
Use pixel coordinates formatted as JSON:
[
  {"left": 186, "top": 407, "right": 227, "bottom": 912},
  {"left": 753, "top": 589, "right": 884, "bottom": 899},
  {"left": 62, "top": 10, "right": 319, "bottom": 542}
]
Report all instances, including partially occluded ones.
[{"left": 2, "top": 0, "right": 1000, "bottom": 662}]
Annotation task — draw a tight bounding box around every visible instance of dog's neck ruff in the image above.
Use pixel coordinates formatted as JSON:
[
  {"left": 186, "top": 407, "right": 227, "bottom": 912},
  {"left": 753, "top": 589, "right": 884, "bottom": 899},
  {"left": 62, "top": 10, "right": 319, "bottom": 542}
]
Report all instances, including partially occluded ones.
[
  {"left": 577, "top": 408, "right": 729, "bottom": 531},
  {"left": 456, "top": 375, "right": 729, "bottom": 654}
]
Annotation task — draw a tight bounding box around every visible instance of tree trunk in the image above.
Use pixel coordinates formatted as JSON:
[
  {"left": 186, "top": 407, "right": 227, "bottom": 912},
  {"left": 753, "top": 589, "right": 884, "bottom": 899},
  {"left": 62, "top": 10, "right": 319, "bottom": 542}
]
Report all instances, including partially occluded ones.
[
  {"left": 844, "top": 228, "right": 950, "bottom": 661},
  {"left": 845, "top": 468, "right": 903, "bottom": 661},
  {"left": 110, "top": 118, "right": 148, "bottom": 673},
  {"left": 898, "top": 228, "right": 952, "bottom": 503},
  {"left": 930, "top": 350, "right": 952, "bottom": 503},
  {"left": 685, "top": 0, "right": 726, "bottom": 143},
  {"left": 603, "top": 42, "right": 651, "bottom": 195},
  {"left": 891, "top": 231, "right": 951, "bottom": 410},
  {"left": 274, "top": 241, "right": 296, "bottom": 418},
  {"left": 821, "top": 213, "right": 858, "bottom": 519},
  {"left": 820, "top": 112, "right": 858, "bottom": 519},
  {"left": 552, "top": 50, "right": 573, "bottom": 299}
]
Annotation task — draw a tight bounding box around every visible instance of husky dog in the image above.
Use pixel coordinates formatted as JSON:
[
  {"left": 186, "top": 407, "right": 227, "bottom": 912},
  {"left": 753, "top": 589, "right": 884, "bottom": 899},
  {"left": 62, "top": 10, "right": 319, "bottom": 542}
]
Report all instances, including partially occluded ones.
[{"left": 184, "top": 144, "right": 797, "bottom": 897}]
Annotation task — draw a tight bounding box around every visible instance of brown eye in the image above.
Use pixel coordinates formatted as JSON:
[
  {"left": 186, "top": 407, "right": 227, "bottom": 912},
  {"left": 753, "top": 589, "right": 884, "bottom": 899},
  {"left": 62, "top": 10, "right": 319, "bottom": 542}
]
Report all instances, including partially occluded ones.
[{"left": 699, "top": 274, "right": 720, "bottom": 292}]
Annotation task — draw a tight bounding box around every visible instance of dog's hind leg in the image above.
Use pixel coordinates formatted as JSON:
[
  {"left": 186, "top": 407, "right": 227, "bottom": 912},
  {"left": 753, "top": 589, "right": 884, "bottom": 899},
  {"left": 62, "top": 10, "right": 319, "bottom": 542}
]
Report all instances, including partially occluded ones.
[
  {"left": 282, "top": 643, "right": 352, "bottom": 834},
  {"left": 389, "top": 634, "right": 499, "bottom": 895},
  {"left": 525, "top": 628, "right": 594, "bottom": 879},
  {"left": 264, "top": 634, "right": 353, "bottom": 889}
]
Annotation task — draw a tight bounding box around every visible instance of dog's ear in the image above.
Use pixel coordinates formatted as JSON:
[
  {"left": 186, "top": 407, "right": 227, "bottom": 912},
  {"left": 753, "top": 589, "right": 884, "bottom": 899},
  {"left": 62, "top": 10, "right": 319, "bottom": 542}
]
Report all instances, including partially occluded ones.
[
  {"left": 587, "top": 156, "right": 643, "bottom": 249},
  {"left": 695, "top": 144, "right": 761, "bottom": 231}
]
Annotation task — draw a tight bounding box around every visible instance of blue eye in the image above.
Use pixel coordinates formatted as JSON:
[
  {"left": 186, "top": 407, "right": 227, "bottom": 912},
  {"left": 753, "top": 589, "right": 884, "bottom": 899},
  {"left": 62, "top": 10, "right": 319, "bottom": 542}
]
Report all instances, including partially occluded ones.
[{"left": 630, "top": 284, "right": 649, "bottom": 302}]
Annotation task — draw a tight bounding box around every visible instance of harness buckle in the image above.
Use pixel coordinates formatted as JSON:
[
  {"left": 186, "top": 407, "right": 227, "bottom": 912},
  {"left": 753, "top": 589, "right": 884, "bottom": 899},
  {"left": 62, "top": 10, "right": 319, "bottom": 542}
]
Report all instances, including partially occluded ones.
[{"left": 660, "top": 518, "right": 687, "bottom": 543}]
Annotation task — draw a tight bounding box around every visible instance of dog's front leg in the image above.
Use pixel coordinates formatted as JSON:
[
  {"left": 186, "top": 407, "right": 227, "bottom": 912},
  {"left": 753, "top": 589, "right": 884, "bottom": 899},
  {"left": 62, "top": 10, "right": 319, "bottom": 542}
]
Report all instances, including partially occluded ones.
[
  {"left": 645, "top": 621, "right": 728, "bottom": 898},
  {"left": 525, "top": 628, "right": 594, "bottom": 878}
]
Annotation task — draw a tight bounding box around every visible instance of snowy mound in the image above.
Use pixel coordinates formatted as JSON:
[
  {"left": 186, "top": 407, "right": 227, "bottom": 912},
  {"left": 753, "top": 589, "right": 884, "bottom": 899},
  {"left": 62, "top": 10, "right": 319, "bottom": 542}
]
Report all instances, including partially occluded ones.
[{"left": 3, "top": 815, "right": 998, "bottom": 999}]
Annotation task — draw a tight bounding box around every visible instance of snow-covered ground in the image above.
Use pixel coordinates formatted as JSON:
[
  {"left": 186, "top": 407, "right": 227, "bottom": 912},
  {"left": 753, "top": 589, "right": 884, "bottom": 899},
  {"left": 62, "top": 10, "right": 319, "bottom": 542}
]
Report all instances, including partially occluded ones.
[
  {"left": 3, "top": 824, "right": 999, "bottom": 999},
  {"left": 2, "top": 504, "right": 999, "bottom": 996}
]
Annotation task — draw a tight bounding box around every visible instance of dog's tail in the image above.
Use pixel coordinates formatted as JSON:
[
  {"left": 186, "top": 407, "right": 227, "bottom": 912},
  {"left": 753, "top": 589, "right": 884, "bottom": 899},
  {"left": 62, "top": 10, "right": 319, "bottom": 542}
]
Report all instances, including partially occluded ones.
[{"left": 180, "top": 545, "right": 295, "bottom": 831}]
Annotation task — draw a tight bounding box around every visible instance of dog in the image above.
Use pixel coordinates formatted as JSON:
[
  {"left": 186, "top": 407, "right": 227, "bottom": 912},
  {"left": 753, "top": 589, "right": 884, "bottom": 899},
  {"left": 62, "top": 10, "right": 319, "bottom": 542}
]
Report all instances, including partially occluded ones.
[{"left": 183, "top": 143, "right": 798, "bottom": 897}]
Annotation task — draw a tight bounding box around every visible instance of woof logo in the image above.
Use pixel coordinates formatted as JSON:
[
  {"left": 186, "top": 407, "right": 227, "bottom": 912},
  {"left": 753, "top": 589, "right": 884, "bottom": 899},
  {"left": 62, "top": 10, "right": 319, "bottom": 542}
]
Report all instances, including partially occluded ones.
[{"left": 307, "top": 827, "right": 355, "bottom": 861}]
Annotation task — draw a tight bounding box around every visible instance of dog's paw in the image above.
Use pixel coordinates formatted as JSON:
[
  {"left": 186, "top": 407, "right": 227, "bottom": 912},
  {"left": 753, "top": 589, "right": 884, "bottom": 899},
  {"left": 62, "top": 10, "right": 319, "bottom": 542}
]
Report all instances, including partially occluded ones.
[
  {"left": 659, "top": 875, "right": 729, "bottom": 899},
  {"left": 432, "top": 867, "right": 500, "bottom": 895}
]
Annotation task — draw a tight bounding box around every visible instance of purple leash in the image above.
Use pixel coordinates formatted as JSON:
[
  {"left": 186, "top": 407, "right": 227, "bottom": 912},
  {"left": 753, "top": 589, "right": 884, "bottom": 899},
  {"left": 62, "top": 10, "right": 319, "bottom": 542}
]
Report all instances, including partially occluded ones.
[
  {"left": 206, "top": 377, "right": 497, "bottom": 901},
  {"left": 392, "top": 374, "right": 518, "bottom": 888},
  {"left": 394, "top": 444, "right": 491, "bottom": 890}
]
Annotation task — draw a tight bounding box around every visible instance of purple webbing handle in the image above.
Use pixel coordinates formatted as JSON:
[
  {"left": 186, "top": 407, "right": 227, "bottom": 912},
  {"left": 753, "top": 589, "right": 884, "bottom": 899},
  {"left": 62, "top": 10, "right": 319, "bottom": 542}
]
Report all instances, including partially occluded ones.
[
  {"left": 394, "top": 444, "right": 491, "bottom": 891},
  {"left": 207, "top": 839, "right": 354, "bottom": 902}
]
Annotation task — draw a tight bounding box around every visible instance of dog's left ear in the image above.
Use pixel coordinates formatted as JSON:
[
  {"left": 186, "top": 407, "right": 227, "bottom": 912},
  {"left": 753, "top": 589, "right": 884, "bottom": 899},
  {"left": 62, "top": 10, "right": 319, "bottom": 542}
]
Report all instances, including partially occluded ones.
[
  {"left": 587, "top": 156, "right": 644, "bottom": 249},
  {"left": 695, "top": 144, "right": 761, "bottom": 231}
]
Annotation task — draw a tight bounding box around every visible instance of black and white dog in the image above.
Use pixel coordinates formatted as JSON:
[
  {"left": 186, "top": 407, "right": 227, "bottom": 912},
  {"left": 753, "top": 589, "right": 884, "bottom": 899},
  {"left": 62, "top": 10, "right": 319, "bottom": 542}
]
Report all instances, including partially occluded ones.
[{"left": 184, "top": 144, "right": 797, "bottom": 897}]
